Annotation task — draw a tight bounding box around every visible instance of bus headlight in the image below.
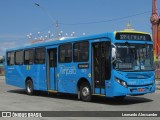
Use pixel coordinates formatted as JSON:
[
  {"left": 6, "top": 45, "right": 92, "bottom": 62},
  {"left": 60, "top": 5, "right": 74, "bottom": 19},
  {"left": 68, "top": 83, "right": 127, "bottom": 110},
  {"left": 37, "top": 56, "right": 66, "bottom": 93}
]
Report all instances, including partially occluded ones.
[{"left": 115, "top": 77, "right": 127, "bottom": 87}]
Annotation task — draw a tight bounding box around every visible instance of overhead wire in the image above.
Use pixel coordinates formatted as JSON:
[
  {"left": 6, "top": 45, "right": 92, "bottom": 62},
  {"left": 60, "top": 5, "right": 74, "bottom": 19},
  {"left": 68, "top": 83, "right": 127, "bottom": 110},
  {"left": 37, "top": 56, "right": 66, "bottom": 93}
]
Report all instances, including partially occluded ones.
[
  {"left": 59, "top": 10, "right": 153, "bottom": 26},
  {"left": 3, "top": 9, "right": 157, "bottom": 42}
]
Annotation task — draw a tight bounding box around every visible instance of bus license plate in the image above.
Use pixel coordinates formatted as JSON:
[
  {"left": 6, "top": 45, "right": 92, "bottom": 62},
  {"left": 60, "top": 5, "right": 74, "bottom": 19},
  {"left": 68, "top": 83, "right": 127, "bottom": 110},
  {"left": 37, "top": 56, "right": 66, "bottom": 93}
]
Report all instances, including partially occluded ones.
[{"left": 138, "top": 88, "right": 145, "bottom": 92}]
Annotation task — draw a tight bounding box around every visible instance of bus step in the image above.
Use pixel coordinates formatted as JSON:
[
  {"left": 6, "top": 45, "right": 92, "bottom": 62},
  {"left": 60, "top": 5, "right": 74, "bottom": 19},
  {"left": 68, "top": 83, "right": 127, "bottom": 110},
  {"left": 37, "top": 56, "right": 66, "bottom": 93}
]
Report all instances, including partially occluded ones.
[
  {"left": 92, "top": 94, "right": 105, "bottom": 97},
  {"left": 48, "top": 90, "right": 58, "bottom": 93}
]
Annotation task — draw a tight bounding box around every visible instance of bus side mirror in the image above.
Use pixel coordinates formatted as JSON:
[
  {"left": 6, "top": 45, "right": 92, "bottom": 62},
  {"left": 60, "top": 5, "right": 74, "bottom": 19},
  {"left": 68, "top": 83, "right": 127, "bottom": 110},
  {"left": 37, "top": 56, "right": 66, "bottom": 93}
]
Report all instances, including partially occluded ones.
[{"left": 111, "top": 47, "right": 116, "bottom": 64}]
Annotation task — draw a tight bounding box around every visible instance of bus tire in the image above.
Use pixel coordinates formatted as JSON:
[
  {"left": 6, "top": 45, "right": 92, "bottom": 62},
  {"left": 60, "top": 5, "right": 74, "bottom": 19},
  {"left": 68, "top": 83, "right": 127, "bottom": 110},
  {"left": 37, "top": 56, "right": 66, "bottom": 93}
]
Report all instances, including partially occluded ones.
[
  {"left": 80, "top": 82, "right": 92, "bottom": 102},
  {"left": 26, "top": 80, "right": 34, "bottom": 95}
]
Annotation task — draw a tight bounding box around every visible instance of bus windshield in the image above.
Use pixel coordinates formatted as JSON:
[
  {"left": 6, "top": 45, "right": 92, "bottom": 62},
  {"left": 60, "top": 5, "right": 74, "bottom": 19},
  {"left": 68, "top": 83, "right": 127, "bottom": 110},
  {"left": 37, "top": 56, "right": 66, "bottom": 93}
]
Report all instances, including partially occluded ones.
[{"left": 113, "top": 43, "right": 154, "bottom": 71}]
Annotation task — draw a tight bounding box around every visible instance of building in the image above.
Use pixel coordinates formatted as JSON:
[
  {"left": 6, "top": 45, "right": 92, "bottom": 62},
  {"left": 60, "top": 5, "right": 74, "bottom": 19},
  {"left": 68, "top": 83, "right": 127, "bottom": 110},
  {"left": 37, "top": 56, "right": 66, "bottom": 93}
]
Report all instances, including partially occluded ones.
[{"left": 0, "top": 56, "right": 4, "bottom": 76}]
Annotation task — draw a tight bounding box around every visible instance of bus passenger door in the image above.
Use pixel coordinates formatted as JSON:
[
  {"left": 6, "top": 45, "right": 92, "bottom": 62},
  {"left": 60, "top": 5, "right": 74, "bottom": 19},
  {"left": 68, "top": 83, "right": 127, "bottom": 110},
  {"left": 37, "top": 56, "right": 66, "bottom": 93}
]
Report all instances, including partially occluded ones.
[
  {"left": 47, "top": 48, "right": 57, "bottom": 90},
  {"left": 92, "top": 42, "right": 111, "bottom": 95}
]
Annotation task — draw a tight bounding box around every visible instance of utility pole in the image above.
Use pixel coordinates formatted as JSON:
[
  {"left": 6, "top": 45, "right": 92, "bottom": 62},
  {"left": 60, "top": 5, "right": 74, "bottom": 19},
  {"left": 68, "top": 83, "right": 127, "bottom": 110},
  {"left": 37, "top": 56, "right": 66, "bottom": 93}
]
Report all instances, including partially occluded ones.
[
  {"left": 56, "top": 19, "right": 59, "bottom": 38},
  {"left": 35, "top": 3, "right": 59, "bottom": 39},
  {"left": 150, "top": 0, "right": 159, "bottom": 60},
  {"left": 150, "top": 0, "right": 160, "bottom": 78}
]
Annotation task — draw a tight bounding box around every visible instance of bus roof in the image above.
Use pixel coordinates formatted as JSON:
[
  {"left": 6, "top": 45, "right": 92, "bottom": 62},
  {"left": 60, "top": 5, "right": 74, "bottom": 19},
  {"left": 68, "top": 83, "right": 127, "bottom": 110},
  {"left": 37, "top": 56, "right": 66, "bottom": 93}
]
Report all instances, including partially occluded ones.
[
  {"left": 6, "top": 32, "right": 109, "bottom": 51},
  {"left": 6, "top": 31, "right": 152, "bottom": 52}
]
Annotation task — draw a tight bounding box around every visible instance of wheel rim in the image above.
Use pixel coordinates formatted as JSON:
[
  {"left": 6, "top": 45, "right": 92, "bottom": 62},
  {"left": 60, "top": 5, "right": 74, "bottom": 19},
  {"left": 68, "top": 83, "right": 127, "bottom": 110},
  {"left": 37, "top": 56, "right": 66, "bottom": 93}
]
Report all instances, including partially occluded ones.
[
  {"left": 82, "top": 87, "right": 90, "bottom": 96},
  {"left": 27, "top": 82, "right": 32, "bottom": 93}
]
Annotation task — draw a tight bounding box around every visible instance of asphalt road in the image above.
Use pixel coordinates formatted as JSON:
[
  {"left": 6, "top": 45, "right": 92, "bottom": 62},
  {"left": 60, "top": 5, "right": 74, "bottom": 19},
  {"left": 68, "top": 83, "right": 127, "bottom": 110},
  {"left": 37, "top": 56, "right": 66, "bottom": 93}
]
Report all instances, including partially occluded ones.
[{"left": 0, "top": 76, "right": 160, "bottom": 120}]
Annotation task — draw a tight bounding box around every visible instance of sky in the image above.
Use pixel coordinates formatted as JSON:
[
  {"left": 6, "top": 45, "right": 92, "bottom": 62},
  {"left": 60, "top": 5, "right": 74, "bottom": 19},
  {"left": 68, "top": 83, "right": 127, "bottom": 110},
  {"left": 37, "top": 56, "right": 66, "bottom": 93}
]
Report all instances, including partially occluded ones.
[{"left": 0, "top": 0, "right": 159, "bottom": 56}]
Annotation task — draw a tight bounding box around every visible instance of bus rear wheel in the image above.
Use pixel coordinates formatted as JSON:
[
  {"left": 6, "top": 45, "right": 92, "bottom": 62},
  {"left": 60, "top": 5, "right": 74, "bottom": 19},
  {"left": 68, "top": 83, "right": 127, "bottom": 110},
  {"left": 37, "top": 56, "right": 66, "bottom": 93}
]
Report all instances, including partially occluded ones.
[
  {"left": 26, "top": 80, "right": 34, "bottom": 95},
  {"left": 80, "top": 82, "right": 92, "bottom": 102}
]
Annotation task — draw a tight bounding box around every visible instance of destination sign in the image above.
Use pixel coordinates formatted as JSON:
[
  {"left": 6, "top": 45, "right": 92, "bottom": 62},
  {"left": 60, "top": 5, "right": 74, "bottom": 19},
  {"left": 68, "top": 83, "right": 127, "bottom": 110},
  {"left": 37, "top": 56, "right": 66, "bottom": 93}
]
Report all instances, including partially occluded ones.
[
  {"left": 115, "top": 33, "right": 152, "bottom": 41},
  {"left": 78, "top": 63, "right": 89, "bottom": 69}
]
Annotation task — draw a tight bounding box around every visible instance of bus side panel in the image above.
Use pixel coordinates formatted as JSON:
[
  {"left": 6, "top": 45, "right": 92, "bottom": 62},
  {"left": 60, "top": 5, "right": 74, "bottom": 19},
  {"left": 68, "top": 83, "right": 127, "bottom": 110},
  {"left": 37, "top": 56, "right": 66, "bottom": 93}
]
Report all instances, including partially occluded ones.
[
  {"left": 56, "top": 62, "right": 91, "bottom": 94},
  {"left": 5, "top": 65, "right": 26, "bottom": 88},
  {"left": 34, "top": 64, "right": 47, "bottom": 91},
  {"left": 5, "top": 64, "right": 47, "bottom": 91},
  {"left": 57, "top": 63, "right": 77, "bottom": 93},
  {"left": 5, "top": 66, "right": 21, "bottom": 88},
  {"left": 23, "top": 65, "right": 38, "bottom": 90},
  {"left": 14, "top": 65, "right": 26, "bottom": 88}
]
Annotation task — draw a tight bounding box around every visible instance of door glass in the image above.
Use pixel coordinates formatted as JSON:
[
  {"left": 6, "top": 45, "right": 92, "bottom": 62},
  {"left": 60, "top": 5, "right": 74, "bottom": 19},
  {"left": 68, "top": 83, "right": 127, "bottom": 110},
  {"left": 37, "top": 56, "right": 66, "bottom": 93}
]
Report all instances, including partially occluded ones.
[
  {"left": 49, "top": 49, "right": 57, "bottom": 67},
  {"left": 93, "top": 42, "right": 111, "bottom": 88}
]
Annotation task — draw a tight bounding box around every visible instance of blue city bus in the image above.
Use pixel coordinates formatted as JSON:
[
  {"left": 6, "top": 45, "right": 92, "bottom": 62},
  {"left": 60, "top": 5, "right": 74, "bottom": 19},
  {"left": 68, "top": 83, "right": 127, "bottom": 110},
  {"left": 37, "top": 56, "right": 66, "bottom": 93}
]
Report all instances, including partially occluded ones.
[{"left": 5, "top": 30, "right": 155, "bottom": 101}]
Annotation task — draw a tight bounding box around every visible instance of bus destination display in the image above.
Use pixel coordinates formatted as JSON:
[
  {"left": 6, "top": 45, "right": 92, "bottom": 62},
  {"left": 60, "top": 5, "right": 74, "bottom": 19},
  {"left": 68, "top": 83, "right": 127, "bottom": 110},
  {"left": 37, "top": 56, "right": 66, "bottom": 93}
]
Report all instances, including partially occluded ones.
[{"left": 115, "top": 33, "right": 151, "bottom": 41}]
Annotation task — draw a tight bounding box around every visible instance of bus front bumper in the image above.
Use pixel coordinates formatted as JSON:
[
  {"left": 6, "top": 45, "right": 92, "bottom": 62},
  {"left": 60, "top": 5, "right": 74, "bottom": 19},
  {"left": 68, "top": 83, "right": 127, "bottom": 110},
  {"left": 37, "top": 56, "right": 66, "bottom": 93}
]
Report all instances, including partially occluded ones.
[{"left": 110, "top": 82, "right": 156, "bottom": 97}]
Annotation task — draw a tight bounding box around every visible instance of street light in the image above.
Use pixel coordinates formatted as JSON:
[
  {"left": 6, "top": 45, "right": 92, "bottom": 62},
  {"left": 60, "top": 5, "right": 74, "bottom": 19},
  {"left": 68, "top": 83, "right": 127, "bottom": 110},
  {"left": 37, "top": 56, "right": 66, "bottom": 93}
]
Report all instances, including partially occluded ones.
[
  {"left": 27, "top": 33, "right": 33, "bottom": 40},
  {"left": 72, "top": 32, "right": 75, "bottom": 37},
  {"left": 35, "top": 3, "right": 59, "bottom": 38},
  {"left": 37, "top": 32, "right": 40, "bottom": 37},
  {"left": 51, "top": 34, "right": 54, "bottom": 38},
  {"left": 60, "top": 31, "right": 63, "bottom": 37},
  {"left": 48, "top": 31, "right": 51, "bottom": 38}
]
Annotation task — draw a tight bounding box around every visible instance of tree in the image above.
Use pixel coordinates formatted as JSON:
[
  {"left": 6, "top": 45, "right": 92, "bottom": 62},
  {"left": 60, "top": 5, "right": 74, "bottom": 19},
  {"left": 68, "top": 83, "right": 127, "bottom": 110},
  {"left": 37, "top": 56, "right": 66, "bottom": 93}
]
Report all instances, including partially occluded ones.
[{"left": 0, "top": 56, "right": 4, "bottom": 64}]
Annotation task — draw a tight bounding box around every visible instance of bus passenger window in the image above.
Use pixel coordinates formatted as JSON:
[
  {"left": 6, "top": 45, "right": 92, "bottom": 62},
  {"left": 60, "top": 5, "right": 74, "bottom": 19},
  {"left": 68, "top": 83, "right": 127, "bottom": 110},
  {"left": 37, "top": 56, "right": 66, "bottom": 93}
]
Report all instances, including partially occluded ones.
[
  {"left": 7, "top": 52, "right": 14, "bottom": 66},
  {"left": 24, "top": 49, "right": 34, "bottom": 65},
  {"left": 35, "top": 48, "right": 46, "bottom": 64},
  {"left": 15, "top": 50, "right": 23, "bottom": 65},
  {"left": 74, "top": 41, "right": 89, "bottom": 62},
  {"left": 59, "top": 44, "right": 72, "bottom": 63}
]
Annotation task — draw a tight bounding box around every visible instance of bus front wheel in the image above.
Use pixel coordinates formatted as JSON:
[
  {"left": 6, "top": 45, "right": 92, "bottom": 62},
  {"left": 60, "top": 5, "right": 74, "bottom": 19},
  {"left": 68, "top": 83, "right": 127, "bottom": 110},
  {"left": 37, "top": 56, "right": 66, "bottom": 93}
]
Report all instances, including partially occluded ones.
[
  {"left": 80, "top": 82, "right": 92, "bottom": 102},
  {"left": 26, "top": 80, "right": 34, "bottom": 95}
]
